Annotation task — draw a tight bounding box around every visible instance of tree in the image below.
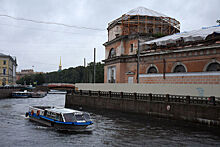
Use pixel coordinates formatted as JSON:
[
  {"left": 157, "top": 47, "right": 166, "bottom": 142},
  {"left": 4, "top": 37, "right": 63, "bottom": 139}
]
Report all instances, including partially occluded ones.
[
  {"left": 217, "top": 20, "right": 220, "bottom": 25},
  {"left": 34, "top": 73, "right": 45, "bottom": 85},
  {"left": 16, "top": 62, "right": 104, "bottom": 85}
]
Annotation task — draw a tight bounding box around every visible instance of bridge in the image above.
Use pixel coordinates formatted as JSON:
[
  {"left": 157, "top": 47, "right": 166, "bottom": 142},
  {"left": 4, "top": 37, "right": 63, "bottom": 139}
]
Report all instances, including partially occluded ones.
[
  {"left": 35, "top": 83, "right": 76, "bottom": 92},
  {"left": 47, "top": 83, "right": 75, "bottom": 91}
]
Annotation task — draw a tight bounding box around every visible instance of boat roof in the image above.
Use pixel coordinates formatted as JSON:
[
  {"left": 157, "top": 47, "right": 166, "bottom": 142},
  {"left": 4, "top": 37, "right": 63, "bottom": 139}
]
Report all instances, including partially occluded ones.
[{"left": 46, "top": 107, "right": 82, "bottom": 114}]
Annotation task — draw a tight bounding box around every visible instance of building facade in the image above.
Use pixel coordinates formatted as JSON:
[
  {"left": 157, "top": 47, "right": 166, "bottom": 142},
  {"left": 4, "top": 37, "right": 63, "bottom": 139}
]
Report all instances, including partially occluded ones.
[
  {"left": 103, "top": 7, "right": 180, "bottom": 83},
  {"left": 138, "top": 26, "right": 220, "bottom": 85},
  {"left": 103, "top": 7, "right": 220, "bottom": 85},
  {"left": 0, "top": 53, "right": 17, "bottom": 86}
]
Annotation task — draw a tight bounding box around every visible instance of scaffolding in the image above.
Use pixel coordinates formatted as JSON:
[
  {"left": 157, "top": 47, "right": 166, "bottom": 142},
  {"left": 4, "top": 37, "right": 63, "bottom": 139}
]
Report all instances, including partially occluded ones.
[{"left": 115, "top": 14, "right": 180, "bottom": 36}]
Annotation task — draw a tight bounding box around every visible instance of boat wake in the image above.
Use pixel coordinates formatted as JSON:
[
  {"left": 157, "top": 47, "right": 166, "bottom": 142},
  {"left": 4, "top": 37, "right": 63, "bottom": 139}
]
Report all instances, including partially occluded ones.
[{"left": 35, "top": 126, "right": 51, "bottom": 130}]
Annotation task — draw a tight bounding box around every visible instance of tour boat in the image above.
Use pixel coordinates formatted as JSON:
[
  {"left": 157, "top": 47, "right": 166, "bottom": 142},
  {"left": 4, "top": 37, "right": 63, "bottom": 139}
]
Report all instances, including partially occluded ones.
[
  {"left": 26, "top": 106, "right": 93, "bottom": 131},
  {"left": 12, "top": 90, "right": 33, "bottom": 98},
  {"left": 31, "top": 91, "right": 47, "bottom": 98}
]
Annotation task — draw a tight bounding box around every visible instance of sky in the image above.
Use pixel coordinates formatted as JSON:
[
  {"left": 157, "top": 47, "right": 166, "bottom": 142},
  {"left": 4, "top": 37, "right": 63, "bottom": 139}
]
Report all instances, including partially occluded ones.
[{"left": 0, "top": 0, "right": 219, "bottom": 72}]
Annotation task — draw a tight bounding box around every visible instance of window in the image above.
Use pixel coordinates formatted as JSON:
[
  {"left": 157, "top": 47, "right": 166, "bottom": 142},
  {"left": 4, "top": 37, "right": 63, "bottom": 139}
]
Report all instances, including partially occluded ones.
[
  {"left": 75, "top": 114, "right": 84, "bottom": 121},
  {"left": 173, "top": 65, "right": 186, "bottom": 73},
  {"left": 3, "top": 60, "right": 6, "bottom": 65},
  {"left": 63, "top": 113, "right": 75, "bottom": 122},
  {"left": 206, "top": 62, "right": 220, "bottom": 71},
  {"left": 128, "top": 77, "right": 133, "bottom": 83},
  {"left": 108, "top": 66, "right": 116, "bottom": 83},
  {"left": 108, "top": 48, "right": 116, "bottom": 58},
  {"left": 130, "top": 44, "right": 133, "bottom": 52},
  {"left": 3, "top": 68, "right": 6, "bottom": 75},
  {"left": 83, "top": 113, "right": 91, "bottom": 121},
  {"left": 147, "top": 66, "right": 158, "bottom": 74}
]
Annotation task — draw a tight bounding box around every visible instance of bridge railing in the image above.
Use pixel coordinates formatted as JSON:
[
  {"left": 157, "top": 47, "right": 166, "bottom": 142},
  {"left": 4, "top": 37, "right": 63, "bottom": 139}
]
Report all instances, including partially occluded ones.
[{"left": 73, "top": 90, "right": 220, "bottom": 106}]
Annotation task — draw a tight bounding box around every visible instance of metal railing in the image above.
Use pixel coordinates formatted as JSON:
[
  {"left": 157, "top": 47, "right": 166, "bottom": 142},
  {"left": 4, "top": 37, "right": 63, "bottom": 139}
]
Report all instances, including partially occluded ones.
[{"left": 72, "top": 90, "right": 220, "bottom": 106}]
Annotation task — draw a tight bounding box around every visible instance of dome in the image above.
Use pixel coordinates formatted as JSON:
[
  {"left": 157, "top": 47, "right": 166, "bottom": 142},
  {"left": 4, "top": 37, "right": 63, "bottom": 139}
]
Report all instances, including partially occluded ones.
[{"left": 125, "top": 6, "right": 167, "bottom": 17}]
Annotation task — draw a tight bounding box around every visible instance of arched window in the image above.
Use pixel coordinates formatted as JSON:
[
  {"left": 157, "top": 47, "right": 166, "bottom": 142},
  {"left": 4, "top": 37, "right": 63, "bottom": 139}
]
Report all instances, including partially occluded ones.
[
  {"left": 206, "top": 62, "right": 220, "bottom": 71},
  {"left": 173, "top": 65, "right": 186, "bottom": 73},
  {"left": 147, "top": 66, "right": 158, "bottom": 73},
  {"left": 108, "top": 48, "right": 116, "bottom": 58}
]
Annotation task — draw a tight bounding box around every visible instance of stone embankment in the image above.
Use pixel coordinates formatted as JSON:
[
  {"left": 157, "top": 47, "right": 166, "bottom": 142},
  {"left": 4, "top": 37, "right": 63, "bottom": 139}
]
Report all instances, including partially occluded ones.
[
  {"left": 0, "top": 87, "right": 20, "bottom": 98},
  {"left": 65, "top": 90, "right": 220, "bottom": 127}
]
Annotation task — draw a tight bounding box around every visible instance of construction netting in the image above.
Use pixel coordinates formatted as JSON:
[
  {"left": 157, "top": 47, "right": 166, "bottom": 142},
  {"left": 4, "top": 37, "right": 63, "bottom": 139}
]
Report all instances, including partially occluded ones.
[{"left": 142, "top": 25, "right": 220, "bottom": 46}]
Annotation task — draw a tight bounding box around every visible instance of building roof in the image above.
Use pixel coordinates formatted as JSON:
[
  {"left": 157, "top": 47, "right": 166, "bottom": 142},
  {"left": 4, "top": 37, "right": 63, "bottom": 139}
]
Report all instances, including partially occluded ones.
[
  {"left": 0, "top": 53, "right": 7, "bottom": 56},
  {"left": 0, "top": 52, "right": 17, "bottom": 65},
  {"left": 142, "top": 25, "right": 220, "bottom": 46},
  {"left": 126, "top": 6, "right": 167, "bottom": 17},
  {"left": 108, "top": 6, "right": 179, "bottom": 30}
]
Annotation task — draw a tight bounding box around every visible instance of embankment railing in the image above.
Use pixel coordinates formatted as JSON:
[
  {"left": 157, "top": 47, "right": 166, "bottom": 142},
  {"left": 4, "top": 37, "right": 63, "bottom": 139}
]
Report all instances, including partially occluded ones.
[{"left": 71, "top": 90, "right": 220, "bottom": 106}]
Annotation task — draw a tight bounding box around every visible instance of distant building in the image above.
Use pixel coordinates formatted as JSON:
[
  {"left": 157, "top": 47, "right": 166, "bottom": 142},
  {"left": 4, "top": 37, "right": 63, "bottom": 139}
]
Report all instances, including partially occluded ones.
[
  {"left": 16, "top": 69, "right": 34, "bottom": 81},
  {"left": 16, "top": 69, "right": 43, "bottom": 81},
  {"left": 0, "top": 53, "right": 17, "bottom": 86},
  {"left": 58, "top": 56, "right": 62, "bottom": 71}
]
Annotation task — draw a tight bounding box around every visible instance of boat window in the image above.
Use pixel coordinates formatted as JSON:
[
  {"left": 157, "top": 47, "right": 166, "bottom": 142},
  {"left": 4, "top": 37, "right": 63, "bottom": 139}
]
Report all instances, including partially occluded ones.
[
  {"left": 75, "top": 114, "right": 85, "bottom": 121},
  {"left": 63, "top": 113, "right": 75, "bottom": 122},
  {"left": 55, "top": 114, "right": 60, "bottom": 121},
  {"left": 83, "top": 113, "right": 91, "bottom": 121},
  {"left": 50, "top": 113, "right": 56, "bottom": 119}
]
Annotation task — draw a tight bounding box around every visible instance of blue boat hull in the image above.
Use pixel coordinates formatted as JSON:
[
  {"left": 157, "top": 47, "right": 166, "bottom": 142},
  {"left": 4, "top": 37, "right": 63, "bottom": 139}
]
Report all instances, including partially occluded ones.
[{"left": 28, "top": 112, "right": 93, "bottom": 131}]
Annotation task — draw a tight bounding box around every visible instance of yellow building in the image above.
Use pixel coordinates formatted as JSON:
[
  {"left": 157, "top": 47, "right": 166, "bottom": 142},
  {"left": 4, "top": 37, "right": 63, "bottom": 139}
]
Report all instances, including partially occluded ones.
[{"left": 0, "top": 53, "right": 17, "bottom": 86}]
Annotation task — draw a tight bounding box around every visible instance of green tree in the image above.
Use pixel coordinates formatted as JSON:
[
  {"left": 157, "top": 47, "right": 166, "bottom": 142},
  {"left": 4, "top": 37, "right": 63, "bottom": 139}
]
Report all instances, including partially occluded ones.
[
  {"left": 34, "top": 73, "right": 45, "bottom": 85},
  {"left": 16, "top": 62, "right": 104, "bottom": 85},
  {"left": 217, "top": 20, "right": 220, "bottom": 25}
]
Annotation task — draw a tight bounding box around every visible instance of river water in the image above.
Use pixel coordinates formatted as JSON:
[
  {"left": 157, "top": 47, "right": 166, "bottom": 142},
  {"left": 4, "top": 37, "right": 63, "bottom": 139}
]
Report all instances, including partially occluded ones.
[{"left": 0, "top": 94, "right": 220, "bottom": 147}]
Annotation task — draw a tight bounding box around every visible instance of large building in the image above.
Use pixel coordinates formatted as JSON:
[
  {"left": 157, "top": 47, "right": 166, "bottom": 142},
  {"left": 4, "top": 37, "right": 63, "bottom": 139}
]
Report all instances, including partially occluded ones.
[
  {"left": 0, "top": 53, "right": 17, "bottom": 86},
  {"left": 103, "top": 7, "right": 220, "bottom": 85},
  {"left": 138, "top": 26, "right": 220, "bottom": 85},
  {"left": 103, "top": 7, "right": 180, "bottom": 83}
]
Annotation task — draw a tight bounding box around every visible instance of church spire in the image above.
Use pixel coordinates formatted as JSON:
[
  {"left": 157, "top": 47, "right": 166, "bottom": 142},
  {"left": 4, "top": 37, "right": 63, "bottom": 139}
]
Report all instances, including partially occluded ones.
[{"left": 58, "top": 56, "right": 62, "bottom": 71}]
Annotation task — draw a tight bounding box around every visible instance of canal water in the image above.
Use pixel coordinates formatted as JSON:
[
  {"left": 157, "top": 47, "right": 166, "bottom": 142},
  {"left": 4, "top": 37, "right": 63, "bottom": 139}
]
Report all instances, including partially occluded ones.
[{"left": 0, "top": 94, "right": 220, "bottom": 147}]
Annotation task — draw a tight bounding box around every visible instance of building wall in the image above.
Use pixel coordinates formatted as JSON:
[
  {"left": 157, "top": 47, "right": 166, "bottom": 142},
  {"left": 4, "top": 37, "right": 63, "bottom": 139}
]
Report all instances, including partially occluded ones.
[
  {"left": 0, "top": 56, "right": 17, "bottom": 86},
  {"left": 140, "top": 72, "right": 220, "bottom": 85},
  {"left": 75, "top": 83, "right": 220, "bottom": 97},
  {"left": 0, "top": 57, "right": 9, "bottom": 85},
  {"left": 140, "top": 48, "right": 220, "bottom": 74},
  {"left": 104, "top": 43, "right": 220, "bottom": 83},
  {"left": 108, "top": 25, "right": 122, "bottom": 41}
]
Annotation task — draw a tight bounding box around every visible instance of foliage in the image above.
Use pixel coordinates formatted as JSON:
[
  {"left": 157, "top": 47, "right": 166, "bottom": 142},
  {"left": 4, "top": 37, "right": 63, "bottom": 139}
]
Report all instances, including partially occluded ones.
[
  {"left": 217, "top": 20, "right": 220, "bottom": 25},
  {"left": 16, "top": 62, "right": 104, "bottom": 85}
]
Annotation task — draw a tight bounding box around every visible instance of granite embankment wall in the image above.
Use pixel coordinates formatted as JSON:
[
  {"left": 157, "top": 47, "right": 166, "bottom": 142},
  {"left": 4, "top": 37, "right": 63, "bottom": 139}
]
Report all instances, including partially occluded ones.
[
  {"left": 65, "top": 91, "right": 220, "bottom": 127},
  {"left": 0, "top": 88, "right": 20, "bottom": 98}
]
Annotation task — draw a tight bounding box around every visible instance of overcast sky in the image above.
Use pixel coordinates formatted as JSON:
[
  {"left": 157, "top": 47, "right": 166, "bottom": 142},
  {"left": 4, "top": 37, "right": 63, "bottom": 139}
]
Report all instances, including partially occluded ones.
[{"left": 0, "top": 0, "right": 219, "bottom": 72}]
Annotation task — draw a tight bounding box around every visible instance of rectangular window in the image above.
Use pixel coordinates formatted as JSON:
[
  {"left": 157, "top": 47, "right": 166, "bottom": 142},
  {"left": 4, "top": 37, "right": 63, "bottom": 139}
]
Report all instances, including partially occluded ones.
[
  {"left": 3, "top": 60, "right": 6, "bottom": 65},
  {"left": 128, "top": 77, "right": 133, "bottom": 83},
  {"left": 107, "top": 66, "right": 116, "bottom": 83},
  {"left": 3, "top": 68, "right": 6, "bottom": 75},
  {"left": 130, "top": 44, "right": 133, "bottom": 52}
]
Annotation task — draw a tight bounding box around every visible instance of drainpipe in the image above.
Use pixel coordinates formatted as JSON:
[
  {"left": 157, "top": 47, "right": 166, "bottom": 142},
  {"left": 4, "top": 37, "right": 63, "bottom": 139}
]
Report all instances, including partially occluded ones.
[{"left": 163, "top": 59, "right": 166, "bottom": 79}]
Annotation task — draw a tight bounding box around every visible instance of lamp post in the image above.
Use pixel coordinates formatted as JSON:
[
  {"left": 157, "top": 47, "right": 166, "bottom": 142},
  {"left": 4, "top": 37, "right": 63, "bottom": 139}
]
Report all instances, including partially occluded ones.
[{"left": 137, "top": 39, "right": 140, "bottom": 83}]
